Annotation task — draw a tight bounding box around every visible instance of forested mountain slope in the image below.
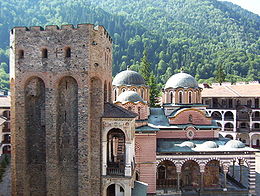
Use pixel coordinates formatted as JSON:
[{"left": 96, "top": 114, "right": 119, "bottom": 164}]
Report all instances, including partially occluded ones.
[{"left": 0, "top": 0, "right": 259, "bottom": 90}]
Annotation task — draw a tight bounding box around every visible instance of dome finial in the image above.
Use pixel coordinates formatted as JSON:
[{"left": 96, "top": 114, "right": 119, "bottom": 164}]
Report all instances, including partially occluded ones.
[
  {"left": 127, "top": 66, "right": 130, "bottom": 70},
  {"left": 180, "top": 67, "right": 184, "bottom": 73}
]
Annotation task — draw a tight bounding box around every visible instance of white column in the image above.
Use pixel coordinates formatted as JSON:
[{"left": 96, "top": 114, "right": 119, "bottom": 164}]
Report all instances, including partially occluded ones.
[
  {"left": 102, "top": 140, "right": 107, "bottom": 176},
  {"left": 250, "top": 113, "right": 253, "bottom": 130},
  {"left": 125, "top": 143, "right": 132, "bottom": 177},
  {"left": 234, "top": 110, "right": 237, "bottom": 132},
  {"left": 222, "top": 112, "right": 225, "bottom": 132}
]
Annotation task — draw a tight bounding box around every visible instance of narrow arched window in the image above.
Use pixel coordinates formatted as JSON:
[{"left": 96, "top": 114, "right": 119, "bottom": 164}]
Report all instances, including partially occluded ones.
[
  {"left": 179, "top": 91, "right": 183, "bottom": 104},
  {"left": 170, "top": 92, "right": 173, "bottom": 104},
  {"left": 65, "top": 47, "right": 71, "bottom": 58},
  {"left": 18, "top": 50, "right": 24, "bottom": 59},
  {"left": 141, "top": 89, "right": 144, "bottom": 98},
  {"left": 138, "top": 107, "right": 141, "bottom": 119},
  {"left": 114, "top": 89, "right": 117, "bottom": 101},
  {"left": 188, "top": 91, "right": 192, "bottom": 104},
  {"left": 42, "top": 48, "right": 48, "bottom": 58}
]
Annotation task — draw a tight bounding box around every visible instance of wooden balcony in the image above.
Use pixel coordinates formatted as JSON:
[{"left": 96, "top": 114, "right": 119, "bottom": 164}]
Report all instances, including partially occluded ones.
[
  {"left": 107, "top": 167, "right": 125, "bottom": 176},
  {"left": 2, "top": 128, "right": 10, "bottom": 133}
]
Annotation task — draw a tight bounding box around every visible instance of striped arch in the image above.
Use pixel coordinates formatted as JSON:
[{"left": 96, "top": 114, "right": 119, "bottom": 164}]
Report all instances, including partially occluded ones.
[
  {"left": 205, "top": 157, "right": 222, "bottom": 166},
  {"left": 235, "top": 157, "right": 250, "bottom": 167},
  {"left": 156, "top": 158, "right": 177, "bottom": 166},
  {"left": 179, "top": 157, "right": 201, "bottom": 167}
]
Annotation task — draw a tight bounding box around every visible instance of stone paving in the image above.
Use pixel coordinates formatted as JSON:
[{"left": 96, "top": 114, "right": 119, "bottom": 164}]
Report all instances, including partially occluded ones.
[{"left": 0, "top": 165, "right": 11, "bottom": 196}]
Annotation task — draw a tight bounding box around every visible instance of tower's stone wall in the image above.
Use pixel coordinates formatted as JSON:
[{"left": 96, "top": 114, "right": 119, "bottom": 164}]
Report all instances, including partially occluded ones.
[{"left": 10, "top": 24, "right": 112, "bottom": 196}]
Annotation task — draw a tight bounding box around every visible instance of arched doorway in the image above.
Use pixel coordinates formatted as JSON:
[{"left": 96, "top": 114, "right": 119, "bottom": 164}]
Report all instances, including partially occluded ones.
[
  {"left": 107, "top": 184, "right": 124, "bottom": 196},
  {"left": 157, "top": 160, "right": 177, "bottom": 189},
  {"left": 204, "top": 160, "right": 220, "bottom": 188},
  {"left": 107, "top": 129, "right": 125, "bottom": 176},
  {"left": 181, "top": 160, "right": 200, "bottom": 189}
]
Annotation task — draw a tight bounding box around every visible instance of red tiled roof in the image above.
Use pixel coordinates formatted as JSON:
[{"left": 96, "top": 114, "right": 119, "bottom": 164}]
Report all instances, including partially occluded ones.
[
  {"left": 0, "top": 96, "right": 10, "bottom": 107},
  {"left": 202, "top": 83, "right": 260, "bottom": 98}
]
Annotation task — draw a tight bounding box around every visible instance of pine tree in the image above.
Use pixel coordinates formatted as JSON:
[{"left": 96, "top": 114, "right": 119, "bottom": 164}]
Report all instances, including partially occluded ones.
[
  {"left": 214, "top": 63, "right": 226, "bottom": 85},
  {"left": 148, "top": 72, "right": 160, "bottom": 107},
  {"left": 139, "top": 50, "right": 150, "bottom": 84}
]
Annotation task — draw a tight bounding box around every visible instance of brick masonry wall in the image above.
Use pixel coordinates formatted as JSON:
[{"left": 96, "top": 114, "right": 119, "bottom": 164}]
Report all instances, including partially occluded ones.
[
  {"left": 156, "top": 130, "right": 215, "bottom": 139},
  {"left": 169, "top": 109, "right": 211, "bottom": 125},
  {"left": 135, "top": 134, "right": 156, "bottom": 194}
]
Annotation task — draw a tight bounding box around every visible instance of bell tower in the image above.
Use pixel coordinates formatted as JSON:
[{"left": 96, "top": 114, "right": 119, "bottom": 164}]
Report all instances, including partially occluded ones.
[{"left": 10, "top": 24, "right": 112, "bottom": 196}]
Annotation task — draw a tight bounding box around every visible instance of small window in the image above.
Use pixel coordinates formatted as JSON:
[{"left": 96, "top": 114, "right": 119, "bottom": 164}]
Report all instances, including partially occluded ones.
[
  {"left": 189, "top": 114, "right": 193, "bottom": 122},
  {"left": 138, "top": 107, "right": 141, "bottom": 119},
  {"left": 188, "top": 91, "right": 192, "bottom": 104},
  {"left": 122, "top": 88, "right": 126, "bottom": 92},
  {"left": 128, "top": 106, "right": 132, "bottom": 111},
  {"left": 65, "top": 47, "right": 71, "bottom": 58},
  {"left": 179, "top": 91, "right": 183, "bottom": 104},
  {"left": 114, "top": 89, "right": 117, "bottom": 101},
  {"left": 42, "top": 48, "right": 48, "bottom": 58},
  {"left": 170, "top": 92, "right": 173, "bottom": 103},
  {"left": 141, "top": 89, "right": 144, "bottom": 98},
  {"left": 18, "top": 50, "right": 24, "bottom": 59}
]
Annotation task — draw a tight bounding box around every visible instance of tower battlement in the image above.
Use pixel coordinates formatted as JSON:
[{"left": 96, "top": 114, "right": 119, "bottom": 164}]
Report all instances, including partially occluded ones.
[{"left": 11, "top": 23, "right": 112, "bottom": 43}]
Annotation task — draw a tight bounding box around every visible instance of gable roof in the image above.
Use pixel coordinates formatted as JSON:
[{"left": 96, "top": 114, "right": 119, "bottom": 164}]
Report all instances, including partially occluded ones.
[
  {"left": 0, "top": 96, "right": 10, "bottom": 108},
  {"left": 103, "top": 102, "right": 138, "bottom": 118},
  {"left": 201, "top": 83, "right": 260, "bottom": 98}
]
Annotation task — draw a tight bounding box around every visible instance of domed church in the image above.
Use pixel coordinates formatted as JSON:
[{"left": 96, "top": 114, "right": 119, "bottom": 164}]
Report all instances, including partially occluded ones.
[
  {"left": 113, "top": 69, "right": 258, "bottom": 195},
  {"left": 10, "top": 25, "right": 258, "bottom": 196}
]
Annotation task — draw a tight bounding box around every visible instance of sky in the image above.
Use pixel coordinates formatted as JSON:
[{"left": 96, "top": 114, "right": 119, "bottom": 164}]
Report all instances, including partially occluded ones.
[{"left": 220, "top": 0, "right": 260, "bottom": 15}]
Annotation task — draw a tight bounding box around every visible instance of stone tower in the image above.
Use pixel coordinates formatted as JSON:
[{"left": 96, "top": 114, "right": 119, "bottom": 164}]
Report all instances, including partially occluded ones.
[{"left": 10, "top": 24, "right": 112, "bottom": 196}]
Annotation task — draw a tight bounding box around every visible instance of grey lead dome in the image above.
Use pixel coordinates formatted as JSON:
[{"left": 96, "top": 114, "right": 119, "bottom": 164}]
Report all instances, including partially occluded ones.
[
  {"left": 165, "top": 72, "right": 199, "bottom": 89},
  {"left": 225, "top": 140, "right": 245, "bottom": 148},
  {"left": 112, "top": 70, "right": 145, "bottom": 86},
  {"left": 117, "top": 91, "right": 144, "bottom": 103}
]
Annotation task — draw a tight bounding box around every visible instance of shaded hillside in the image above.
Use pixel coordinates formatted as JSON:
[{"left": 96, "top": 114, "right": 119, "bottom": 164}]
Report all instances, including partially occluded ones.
[{"left": 0, "top": 0, "right": 259, "bottom": 90}]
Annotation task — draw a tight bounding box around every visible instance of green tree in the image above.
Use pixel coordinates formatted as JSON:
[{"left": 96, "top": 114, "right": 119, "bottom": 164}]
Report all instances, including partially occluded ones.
[
  {"left": 148, "top": 72, "right": 160, "bottom": 107},
  {"left": 214, "top": 63, "right": 226, "bottom": 85},
  {"left": 139, "top": 50, "right": 150, "bottom": 84}
]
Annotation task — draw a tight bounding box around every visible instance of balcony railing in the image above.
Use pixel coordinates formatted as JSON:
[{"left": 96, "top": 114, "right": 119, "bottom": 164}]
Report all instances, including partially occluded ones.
[
  {"left": 252, "top": 117, "right": 260, "bottom": 121},
  {"left": 251, "top": 128, "right": 260, "bottom": 132},
  {"left": 157, "top": 179, "right": 177, "bottom": 189},
  {"left": 2, "top": 128, "right": 10, "bottom": 133},
  {"left": 224, "top": 128, "right": 234, "bottom": 132},
  {"left": 224, "top": 117, "right": 234, "bottom": 121},
  {"left": 107, "top": 167, "right": 124, "bottom": 176},
  {"left": 2, "top": 140, "right": 10, "bottom": 144},
  {"left": 212, "top": 117, "right": 222, "bottom": 120},
  {"left": 237, "top": 117, "right": 250, "bottom": 121},
  {"left": 237, "top": 128, "right": 250, "bottom": 133}
]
